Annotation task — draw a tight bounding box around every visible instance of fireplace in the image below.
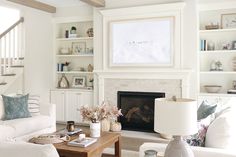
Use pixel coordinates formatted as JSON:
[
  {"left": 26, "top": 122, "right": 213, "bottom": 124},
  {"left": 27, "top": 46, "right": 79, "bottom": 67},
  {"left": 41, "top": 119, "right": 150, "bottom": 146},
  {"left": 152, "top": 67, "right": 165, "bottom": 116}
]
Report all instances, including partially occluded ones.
[{"left": 118, "top": 91, "right": 165, "bottom": 132}]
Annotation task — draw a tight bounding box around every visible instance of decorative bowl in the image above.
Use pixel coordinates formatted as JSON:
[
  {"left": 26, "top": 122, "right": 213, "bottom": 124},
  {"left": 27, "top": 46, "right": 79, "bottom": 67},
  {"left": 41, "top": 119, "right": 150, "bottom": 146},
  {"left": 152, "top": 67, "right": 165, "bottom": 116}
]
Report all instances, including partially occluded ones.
[{"left": 204, "top": 85, "right": 222, "bottom": 93}]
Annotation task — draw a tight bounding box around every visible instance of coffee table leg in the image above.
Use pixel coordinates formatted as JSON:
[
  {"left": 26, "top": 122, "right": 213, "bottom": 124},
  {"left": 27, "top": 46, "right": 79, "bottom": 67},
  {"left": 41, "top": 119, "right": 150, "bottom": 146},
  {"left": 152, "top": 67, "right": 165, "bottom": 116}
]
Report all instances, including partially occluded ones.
[{"left": 115, "top": 136, "right": 121, "bottom": 157}]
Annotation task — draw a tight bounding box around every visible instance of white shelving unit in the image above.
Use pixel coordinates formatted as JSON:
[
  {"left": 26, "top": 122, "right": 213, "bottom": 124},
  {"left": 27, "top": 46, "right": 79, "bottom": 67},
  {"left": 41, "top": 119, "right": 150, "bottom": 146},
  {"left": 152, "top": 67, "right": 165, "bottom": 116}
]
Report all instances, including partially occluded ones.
[
  {"left": 51, "top": 17, "right": 94, "bottom": 123},
  {"left": 198, "top": 7, "right": 236, "bottom": 96}
]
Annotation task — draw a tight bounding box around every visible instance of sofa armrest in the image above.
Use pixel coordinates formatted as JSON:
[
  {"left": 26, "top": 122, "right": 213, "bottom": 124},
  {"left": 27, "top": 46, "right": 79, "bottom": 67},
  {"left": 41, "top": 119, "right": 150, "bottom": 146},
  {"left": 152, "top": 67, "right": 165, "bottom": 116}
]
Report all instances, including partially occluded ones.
[
  {"left": 40, "top": 103, "right": 56, "bottom": 131},
  {"left": 40, "top": 103, "right": 56, "bottom": 117},
  {"left": 0, "top": 142, "right": 59, "bottom": 157},
  {"left": 139, "top": 143, "right": 236, "bottom": 157}
]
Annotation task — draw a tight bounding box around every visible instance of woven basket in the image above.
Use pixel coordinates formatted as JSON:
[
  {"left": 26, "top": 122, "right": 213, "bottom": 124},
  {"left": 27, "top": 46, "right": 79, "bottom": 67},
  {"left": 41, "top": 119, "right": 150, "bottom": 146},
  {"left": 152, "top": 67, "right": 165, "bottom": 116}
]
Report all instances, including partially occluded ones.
[{"left": 29, "top": 134, "right": 70, "bottom": 144}]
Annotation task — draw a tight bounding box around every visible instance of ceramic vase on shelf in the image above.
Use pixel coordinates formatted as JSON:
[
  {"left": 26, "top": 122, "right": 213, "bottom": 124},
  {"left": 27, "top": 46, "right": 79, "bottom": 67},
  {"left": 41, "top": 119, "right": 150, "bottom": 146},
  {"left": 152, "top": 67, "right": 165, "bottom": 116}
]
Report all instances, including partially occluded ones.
[
  {"left": 101, "top": 119, "right": 110, "bottom": 132},
  {"left": 58, "top": 74, "right": 69, "bottom": 88},
  {"left": 90, "top": 122, "right": 101, "bottom": 138},
  {"left": 110, "top": 121, "right": 122, "bottom": 132}
]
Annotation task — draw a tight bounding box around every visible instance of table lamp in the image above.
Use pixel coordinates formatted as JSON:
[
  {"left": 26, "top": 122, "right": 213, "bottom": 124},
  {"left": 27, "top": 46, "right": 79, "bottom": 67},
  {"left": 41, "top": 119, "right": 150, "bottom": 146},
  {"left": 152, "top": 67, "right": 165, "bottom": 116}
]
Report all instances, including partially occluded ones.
[{"left": 154, "top": 97, "right": 197, "bottom": 157}]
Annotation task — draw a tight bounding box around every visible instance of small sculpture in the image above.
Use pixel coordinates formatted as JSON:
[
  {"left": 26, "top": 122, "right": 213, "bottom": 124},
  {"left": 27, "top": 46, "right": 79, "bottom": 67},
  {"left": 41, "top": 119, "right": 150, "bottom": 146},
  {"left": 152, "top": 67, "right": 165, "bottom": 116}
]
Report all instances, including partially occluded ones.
[
  {"left": 58, "top": 74, "right": 69, "bottom": 88},
  {"left": 87, "top": 28, "right": 93, "bottom": 37},
  {"left": 210, "top": 60, "right": 223, "bottom": 71},
  {"left": 87, "top": 64, "right": 94, "bottom": 72}
]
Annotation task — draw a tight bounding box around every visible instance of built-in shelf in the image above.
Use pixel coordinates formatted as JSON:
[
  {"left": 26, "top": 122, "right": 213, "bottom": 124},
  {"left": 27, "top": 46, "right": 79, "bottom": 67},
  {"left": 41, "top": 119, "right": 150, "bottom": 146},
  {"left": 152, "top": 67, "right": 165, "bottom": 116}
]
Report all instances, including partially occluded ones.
[
  {"left": 56, "top": 37, "right": 93, "bottom": 41},
  {"left": 199, "top": 28, "right": 236, "bottom": 33},
  {"left": 200, "top": 71, "right": 236, "bottom": 74},
  {"left": 199, "top": 92, "right": 236, "bottom": 97},
  {"left": 57, "top": 71, "right": 93, "bottom": 74},
  {"left": 199, "top": 50, "right": 236, "bottom": 54},
  {"left": 56, "top": 54, "right": 94, "bottom": 57}
]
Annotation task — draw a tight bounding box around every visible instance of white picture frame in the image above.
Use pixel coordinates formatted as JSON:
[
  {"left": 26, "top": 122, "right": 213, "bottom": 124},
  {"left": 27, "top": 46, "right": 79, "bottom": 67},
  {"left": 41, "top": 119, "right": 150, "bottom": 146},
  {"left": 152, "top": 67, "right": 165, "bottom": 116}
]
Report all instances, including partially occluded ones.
[
  {"left": 221, "top": 13, "right": 236, "bottom": 29},
  {"left": 72, "top": 76, "right": 86, "bottom": 88},
  {"left": 109, "top": 17, "right": 174, "bottom": 67}
]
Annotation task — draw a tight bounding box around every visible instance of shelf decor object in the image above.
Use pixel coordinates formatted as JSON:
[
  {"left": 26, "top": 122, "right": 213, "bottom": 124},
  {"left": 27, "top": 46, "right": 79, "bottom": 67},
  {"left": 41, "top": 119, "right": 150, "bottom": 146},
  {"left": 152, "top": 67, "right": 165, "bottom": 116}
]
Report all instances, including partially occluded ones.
[
  {"left": 154, "top": 97, "right": 197, "bottom": 157},
  {"left": 221, "top": 13, "right": 236, "bottom": 29},
  {"left": 204, "top": 85, "right": 222, "bottom": 93}
]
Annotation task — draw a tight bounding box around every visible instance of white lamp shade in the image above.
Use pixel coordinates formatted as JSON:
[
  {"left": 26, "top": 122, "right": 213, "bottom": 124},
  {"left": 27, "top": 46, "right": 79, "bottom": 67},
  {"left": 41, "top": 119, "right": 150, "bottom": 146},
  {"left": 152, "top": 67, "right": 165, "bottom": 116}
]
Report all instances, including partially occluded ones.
[{"left": 154, "top": 98, "right": 197, "bottom": 136}]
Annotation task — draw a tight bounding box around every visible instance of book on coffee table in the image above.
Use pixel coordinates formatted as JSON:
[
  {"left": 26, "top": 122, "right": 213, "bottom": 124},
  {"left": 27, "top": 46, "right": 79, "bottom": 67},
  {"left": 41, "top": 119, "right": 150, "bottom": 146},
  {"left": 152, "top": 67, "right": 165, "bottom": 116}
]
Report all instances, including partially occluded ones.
[
  {"left": 58, "top": 128, "right": 82, "bottom": 136},
  {"left": 68, "top": 137, "right": 97, "bottom": 147}
]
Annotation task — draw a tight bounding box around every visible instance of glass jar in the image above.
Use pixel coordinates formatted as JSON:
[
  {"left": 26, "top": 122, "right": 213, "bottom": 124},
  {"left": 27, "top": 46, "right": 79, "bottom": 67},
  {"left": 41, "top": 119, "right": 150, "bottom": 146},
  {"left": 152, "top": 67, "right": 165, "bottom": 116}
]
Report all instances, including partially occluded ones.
[{"left": 144, "top": 150, "right": 157, "bottom": 157}]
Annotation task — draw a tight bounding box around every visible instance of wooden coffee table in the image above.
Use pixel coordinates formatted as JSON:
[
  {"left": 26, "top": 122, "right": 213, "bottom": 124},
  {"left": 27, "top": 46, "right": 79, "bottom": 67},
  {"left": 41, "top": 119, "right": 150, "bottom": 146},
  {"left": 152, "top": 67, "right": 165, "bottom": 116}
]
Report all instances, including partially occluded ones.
[{"left": 54, "top": 132, "right": 121, "bottom": 157}]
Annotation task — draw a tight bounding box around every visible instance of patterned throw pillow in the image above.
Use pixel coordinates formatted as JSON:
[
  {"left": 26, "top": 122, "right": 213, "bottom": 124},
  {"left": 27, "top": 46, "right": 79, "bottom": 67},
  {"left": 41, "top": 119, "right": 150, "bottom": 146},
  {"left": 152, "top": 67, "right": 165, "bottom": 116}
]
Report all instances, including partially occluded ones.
[
  {"left": 197, "top": 100, "right": 217, "bottom": 120},
  {"left": 28, "top": 95, "right": 40, "bottom": 116},
  {"left": 2, "top": 94, "right": 31, "bottom": 120},
  {"left": 185, "top": 116, "right": 211, "bottom": 147}
]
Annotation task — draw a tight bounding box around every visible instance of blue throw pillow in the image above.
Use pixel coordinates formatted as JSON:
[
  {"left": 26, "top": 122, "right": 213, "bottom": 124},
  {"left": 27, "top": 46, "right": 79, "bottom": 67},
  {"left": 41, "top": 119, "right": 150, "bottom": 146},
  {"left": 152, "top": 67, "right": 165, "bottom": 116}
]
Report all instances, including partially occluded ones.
[
  {"left": 2, "top": 94, "right": 31, "bottom": 120},
  {"left": 197, "top": 100, "right": 217, "bottom": 120}
]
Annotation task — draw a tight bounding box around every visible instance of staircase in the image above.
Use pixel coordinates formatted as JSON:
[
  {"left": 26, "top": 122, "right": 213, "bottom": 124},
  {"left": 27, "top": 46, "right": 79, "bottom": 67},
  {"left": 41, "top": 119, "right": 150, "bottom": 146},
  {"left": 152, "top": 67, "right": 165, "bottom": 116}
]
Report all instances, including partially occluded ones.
[{"left": 0, "top": 17, "right": 25, "bottom": 94}]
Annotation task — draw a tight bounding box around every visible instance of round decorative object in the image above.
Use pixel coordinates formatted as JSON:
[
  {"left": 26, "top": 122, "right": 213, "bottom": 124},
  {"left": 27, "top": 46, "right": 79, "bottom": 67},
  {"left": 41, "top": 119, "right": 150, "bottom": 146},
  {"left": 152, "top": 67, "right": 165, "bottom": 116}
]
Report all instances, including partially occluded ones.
[
  {"left": 110, "top": 121, "right": 121, "bottom": 132},
  {"left": 101, "top": 119, "right": 110, "bottom": 132},
  {"left": 87, "top": 64, "right": 94, "bottom": 72},
  {"left": 70, "top": 26, "right": 77, "bottom": 34},
  {"left": 58, "top": 74, "right": 69, "bottom": 88},
  {"left": 90, "top": 122, "right": 101, "bottom": 138},
  {"left": 144, "top": 150, "right": 158, "bottom": 157},
  {"left": 204, "top": 85, "right": 222, "bottom": 93},
  {"left": 29, "top": 134, "right": 70, "bottom": 144},
  {"left": 87, "top": 28, "right": 93, "bottom": 37}
]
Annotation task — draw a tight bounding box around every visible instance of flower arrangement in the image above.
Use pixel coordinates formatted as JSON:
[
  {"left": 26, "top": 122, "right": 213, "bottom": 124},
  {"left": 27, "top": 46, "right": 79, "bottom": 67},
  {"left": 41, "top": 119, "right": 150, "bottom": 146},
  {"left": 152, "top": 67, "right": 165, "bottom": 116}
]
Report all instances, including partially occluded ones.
[{"left": 80, "top": 102, "right": 122, "bottom": 123}]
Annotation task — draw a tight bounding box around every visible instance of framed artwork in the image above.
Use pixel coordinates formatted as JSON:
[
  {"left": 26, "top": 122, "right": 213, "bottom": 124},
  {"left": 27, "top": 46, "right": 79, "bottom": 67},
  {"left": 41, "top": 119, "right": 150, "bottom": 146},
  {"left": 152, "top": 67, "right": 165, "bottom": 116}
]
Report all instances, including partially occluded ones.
[
  {"left": 221, "top": 13, "right": 236, "bottom": 29},
  {"left": 109, "top": 17, "right": 174, "bottom": 67},
  {"left": 71, "top": 42, "right": 86, "bottom": 54},
  {"left": 72, "top": 76, "right": 86, "bottom": 88}
]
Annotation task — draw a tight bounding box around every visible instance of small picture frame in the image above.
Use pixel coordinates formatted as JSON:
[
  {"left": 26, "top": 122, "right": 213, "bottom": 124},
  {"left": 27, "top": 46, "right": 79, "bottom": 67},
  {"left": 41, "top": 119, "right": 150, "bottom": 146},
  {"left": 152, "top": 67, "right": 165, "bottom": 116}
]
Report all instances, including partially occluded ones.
[
  {"left": 232, "top": 41, "right": 236, "bottom": 50},
  {"left": 221, "top": 13, "right": 236, "bottom": 29},
  {"left": 71, "top": 42, "right": 86, "bottom": 54},
  {"left": 72, "top": 76, "right": 86, "bottom": 88}
]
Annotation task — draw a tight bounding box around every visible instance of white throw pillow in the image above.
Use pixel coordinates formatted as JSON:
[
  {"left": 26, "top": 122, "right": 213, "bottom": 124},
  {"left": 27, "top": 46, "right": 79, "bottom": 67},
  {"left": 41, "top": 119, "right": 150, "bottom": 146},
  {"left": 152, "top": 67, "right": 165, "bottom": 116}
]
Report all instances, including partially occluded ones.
[
  {"left": 28, "top": 95, "right": 40, "bottom": 116},
  {"left": 205, "top": 109, "right": 236, "bottom": 149}
]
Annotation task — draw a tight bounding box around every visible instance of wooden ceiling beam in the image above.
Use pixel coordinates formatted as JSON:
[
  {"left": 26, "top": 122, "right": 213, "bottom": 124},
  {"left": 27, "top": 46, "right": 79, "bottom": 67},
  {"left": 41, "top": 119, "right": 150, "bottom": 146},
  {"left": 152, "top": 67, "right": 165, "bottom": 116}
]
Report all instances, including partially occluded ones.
[
  {"left": 80, "top": 0, "right": 105, "bottom": 7},
  {"left": 7, "top": 0, "right": 56, "bottom": 13}
]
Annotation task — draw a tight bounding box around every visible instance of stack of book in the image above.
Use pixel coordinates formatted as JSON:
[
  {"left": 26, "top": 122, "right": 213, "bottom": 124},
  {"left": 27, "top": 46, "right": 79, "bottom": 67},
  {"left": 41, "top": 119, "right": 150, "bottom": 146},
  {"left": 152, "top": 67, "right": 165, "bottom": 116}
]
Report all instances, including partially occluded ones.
[
  {"left": 200, "top": 39, "right": 208, "bottom": 51},
  {"left": 227, "top": 89, "right": 236, "bottom": 94},
  {"left": 68, "top": 137, "right": 97, "bottom": 147}
]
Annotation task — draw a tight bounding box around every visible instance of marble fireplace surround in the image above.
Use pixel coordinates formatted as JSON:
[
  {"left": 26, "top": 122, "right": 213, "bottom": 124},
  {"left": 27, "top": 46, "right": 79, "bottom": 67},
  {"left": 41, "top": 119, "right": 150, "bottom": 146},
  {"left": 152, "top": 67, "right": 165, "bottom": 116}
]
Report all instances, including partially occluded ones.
[{"left": 95, "top": 70, "right": 191, "bottom": 105}]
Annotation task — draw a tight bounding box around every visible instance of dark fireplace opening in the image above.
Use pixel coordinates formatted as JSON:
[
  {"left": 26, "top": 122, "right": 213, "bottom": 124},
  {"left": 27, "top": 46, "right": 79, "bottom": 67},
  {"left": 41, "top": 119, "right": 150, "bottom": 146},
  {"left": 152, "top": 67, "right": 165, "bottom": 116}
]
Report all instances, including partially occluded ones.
[{"left": 118, "top": 91, "right": 165, "bottom": 132}]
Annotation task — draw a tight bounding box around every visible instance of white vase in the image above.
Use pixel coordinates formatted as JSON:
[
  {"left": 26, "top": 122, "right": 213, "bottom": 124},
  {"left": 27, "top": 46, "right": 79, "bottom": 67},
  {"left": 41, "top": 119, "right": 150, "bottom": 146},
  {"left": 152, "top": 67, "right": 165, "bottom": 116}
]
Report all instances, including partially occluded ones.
[{"left": 90, "top": 122, "right": 101, "bottom": 138}]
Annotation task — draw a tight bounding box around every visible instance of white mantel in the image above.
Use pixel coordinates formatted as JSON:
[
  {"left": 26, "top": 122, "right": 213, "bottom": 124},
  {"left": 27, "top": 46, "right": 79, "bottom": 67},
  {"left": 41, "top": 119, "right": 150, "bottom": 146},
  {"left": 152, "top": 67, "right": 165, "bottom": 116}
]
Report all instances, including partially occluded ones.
[{"left": 95, "top": 70, "right": 192, "bottom": 105}]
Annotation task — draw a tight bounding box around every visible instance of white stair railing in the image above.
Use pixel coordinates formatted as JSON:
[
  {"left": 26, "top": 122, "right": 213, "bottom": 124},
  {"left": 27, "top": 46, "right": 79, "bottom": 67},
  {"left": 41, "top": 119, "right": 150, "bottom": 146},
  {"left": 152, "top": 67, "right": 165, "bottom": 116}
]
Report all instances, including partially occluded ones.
[{"left": 0, "top": 17, "right": 24, "bottom": 78}]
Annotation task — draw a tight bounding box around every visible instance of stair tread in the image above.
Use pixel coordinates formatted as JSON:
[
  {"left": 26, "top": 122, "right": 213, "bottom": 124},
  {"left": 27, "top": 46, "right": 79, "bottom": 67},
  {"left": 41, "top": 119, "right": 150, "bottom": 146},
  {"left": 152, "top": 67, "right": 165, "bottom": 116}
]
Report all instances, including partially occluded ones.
[
  {"left": 1, "top": 73, "right": 16, "bottom": 76},
  {"left": 0, "top": 82, "right": 7, "bottom": 85}
]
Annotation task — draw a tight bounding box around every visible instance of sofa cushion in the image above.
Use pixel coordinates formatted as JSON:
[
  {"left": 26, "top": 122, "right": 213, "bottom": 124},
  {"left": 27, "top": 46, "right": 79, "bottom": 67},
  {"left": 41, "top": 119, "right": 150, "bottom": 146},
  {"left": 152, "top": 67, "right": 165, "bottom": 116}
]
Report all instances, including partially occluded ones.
[
  {"left": 2, "top": 115, "right": 53, "bottom": 138},
  {"left": 2, "top": 94, "right": 31, "bottom": 120},
  {"left": 205, "top": 109, "right": 236, "bottom": 150},
  {"left": 197, "top": 100, "right": 217, "bottom": 120},
  {"left": 0, "top": 122, "right": 15, "bottom": 141}
]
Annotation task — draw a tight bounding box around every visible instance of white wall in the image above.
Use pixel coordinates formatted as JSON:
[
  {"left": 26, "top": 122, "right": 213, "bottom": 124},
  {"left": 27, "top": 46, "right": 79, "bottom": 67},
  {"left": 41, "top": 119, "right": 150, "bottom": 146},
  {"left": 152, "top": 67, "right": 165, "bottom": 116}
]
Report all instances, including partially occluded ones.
[
  {"left": 94, "top": 0, "right": 198, "bottom": 99},
  {"left": 0, "top": 0, "right": 53, "bottom": 103}
]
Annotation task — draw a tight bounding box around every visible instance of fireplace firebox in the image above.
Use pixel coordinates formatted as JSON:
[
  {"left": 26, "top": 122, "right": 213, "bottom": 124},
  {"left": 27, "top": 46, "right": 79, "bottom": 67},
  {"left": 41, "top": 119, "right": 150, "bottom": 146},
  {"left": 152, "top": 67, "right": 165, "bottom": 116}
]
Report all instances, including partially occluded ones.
[{"left": 117, "top": 91, "right": 165, "bottom": 132}]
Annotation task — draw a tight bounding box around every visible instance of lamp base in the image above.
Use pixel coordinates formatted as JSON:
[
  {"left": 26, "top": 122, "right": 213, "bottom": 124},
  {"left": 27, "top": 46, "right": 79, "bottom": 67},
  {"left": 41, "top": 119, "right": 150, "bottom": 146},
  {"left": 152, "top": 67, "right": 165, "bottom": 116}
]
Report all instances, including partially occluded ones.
[{"left": 164, "top": 136, "right": 194, "bottom": 157}]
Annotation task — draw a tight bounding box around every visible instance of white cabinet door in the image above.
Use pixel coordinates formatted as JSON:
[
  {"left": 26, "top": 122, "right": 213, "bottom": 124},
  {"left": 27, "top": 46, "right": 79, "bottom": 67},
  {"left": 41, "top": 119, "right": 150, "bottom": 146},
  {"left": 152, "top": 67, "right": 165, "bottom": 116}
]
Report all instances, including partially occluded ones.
[
  {"left": 66, "top": 91, "right": 94, "bottom": 123},
  {"left": 50, "top": 90, "right": 66, "bottom": 122}
]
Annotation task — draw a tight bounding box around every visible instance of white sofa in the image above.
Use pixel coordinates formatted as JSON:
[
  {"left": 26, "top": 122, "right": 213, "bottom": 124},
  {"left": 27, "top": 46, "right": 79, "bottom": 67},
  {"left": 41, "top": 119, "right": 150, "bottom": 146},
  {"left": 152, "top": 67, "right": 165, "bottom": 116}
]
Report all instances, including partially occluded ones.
[
  {"left": 0, "top": 103, "right": 56, "bottom": 142},
  {"left": 139, "top": 143, "right": 236, "bottom": 157}
]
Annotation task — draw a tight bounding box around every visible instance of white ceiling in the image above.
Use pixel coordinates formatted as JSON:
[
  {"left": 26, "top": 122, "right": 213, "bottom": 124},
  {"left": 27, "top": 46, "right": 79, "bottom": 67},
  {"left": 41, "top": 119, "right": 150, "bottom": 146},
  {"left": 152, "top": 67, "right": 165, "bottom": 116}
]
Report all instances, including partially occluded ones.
[{"left": 36, "top": 0, "right": 86, "bottom": 7}]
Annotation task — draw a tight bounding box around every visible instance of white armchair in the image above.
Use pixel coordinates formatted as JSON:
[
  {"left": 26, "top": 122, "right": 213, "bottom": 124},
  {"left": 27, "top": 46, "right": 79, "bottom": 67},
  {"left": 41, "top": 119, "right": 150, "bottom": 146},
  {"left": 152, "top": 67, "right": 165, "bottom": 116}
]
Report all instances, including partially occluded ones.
[
  {"left": 0, "top": 142, "right": 59, "bottom": 157},
  {"left": 139, "top": 143, "right": 236, "bottom": 157}
]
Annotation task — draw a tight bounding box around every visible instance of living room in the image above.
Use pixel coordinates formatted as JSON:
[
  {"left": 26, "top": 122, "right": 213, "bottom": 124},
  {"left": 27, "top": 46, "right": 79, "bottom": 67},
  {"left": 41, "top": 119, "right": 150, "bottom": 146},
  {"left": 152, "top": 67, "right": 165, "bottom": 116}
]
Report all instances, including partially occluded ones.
[{"left": 0, "top": 0, "right": 236, "bottom": 157}]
